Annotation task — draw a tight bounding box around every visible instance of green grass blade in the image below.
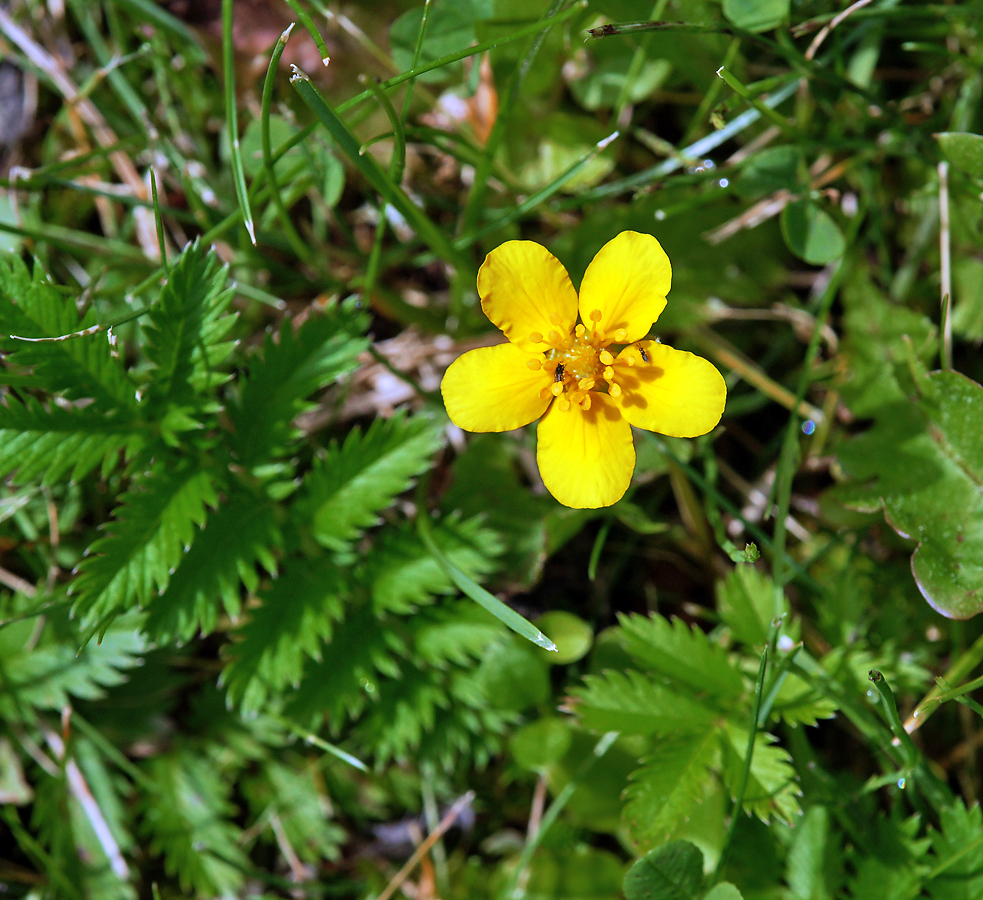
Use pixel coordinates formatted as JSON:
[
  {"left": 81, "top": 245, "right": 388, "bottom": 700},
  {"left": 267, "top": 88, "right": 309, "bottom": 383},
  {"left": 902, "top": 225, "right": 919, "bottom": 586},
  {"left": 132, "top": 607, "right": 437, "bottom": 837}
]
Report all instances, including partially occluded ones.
[
  {"left": 222, "top": 0, "right": 256, "bottom": 245},
  {"left": 283, "top": 0, "right": 331, "bottom": 65}
]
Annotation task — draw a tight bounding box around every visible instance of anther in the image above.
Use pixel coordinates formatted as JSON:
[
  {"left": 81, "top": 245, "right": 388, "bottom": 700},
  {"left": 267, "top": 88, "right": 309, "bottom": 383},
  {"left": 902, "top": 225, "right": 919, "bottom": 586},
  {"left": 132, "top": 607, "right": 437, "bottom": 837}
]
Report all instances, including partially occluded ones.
[
  {"left": 579, "top": 378, "right": 595, "bottom": 391},
  {"left": 614, "top": 328, "right": 628, "bottom": 342},
  {"left": 571, "top": 390, "right": 585, "bottom": 404},
  {"left": 527, "top": 359, "right": 542, "bottom": 370},
  {"left": 580, "top": 395, "right": 592, "bottom": 411},
  {"left": 549, "top": 312, "right": 562, "bottom": 326},
  {"left": 547, "top": 330, "right": 562, "bottom": 344},
  {"left": 528, "top": 332, "right": 543, "bottom": 344},
  {"left": 599, "top": 350, "right": 615, "bottom": 366},
  {"left": 626, "top": 356, "right": 635, "bottom": 367},
  {"left": 559, "top": 397, "right": 572, "bottom": 412},
  {"left": 589, "top": 309, "right": 602, "bottom": 322},
  {"left": 539, "top": 387, "right": 553, "bottom": 400},
  {"left": 603, "top": 366, "right": 615, "bottom": 381},
  {"left": 575, "top": 324, "right": 586, "bottom": 338},
  {"left": 609, "top": 383, "right": 623, "bottom": 398},
  {"left": 550, "top": 382, "right": 564, "bottom": 397}
]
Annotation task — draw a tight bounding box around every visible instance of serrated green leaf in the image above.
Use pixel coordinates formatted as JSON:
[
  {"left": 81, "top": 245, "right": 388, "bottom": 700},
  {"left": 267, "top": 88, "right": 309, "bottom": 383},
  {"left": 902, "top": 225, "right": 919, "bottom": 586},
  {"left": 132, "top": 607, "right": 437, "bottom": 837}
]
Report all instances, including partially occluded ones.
[
  {"left": 926, "top": 801, "right": 983, "bottom": 900},
  {"left": 617, "top": 613, "right": 745, "bottom": 701},
  {"left": 143, "top": 240, "right": 237, "bottom": 409},
  {"left": 786, "top": 806, "right": 838, "bottom": 900},
  {"left": 412, "top": 599, "right": 503, "bottom": 668},
  {"left": 0, "top": 610, "right": 146, "bottom": 721},
  {"left": 937, "top": 132, "right": 983, "bottom": 178},
  {"left": 229, "top": 301, "right": 368, "bottom": 466},
  {"left": 0, "top": 254, "right": 138, "bottom": 409},
  {"left": 368, "top": 513, "right": 502, "bottom": 615},
  {"left": 835, "top": 369, "right": 983, "bottom": 618},
  {"left": 770, "top": 672, "right": 838, "bottom": 727},
  {"left": 0, "top": 396, "right": 143, "bottom": 485},
  {"left": 71, "top": 467, "right": 217, "bottom": 628},
  {"left": 222, "top": 556, "right": 348, "bottom": 714},
  {"left": 571, "top": 670, "right": 719, "bottom": 736},
  {"left": 146, "top": 491, "right": 282, "bottom": 643},
  {"left": 139, "top": 751, "right": 246, "bottom": 897},
  {"left": 297, "top": 413, "right": 443, "bottom": 551},
  {"left": 623, "top": 840, "right": 704, "bottom": 900},
  {"left": 716, "top": 566, "right": 785, "bottom": 646},
  {"left": 624, "top": 730, "right": 723, "bottom": 852},
  {"left": 721, "top": 722, "right": 800, "bottom": 822}
]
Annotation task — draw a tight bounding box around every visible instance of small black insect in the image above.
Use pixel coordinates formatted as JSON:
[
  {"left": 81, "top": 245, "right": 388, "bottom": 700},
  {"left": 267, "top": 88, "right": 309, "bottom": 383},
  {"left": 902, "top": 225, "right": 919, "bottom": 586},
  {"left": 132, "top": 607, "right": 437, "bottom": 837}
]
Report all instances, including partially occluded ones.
[
  {"left": 636, "top": 344, "right": 650, "bottom": 363},
  {"left": 554, "top": 363, "right": 565, "bottom": 382}
]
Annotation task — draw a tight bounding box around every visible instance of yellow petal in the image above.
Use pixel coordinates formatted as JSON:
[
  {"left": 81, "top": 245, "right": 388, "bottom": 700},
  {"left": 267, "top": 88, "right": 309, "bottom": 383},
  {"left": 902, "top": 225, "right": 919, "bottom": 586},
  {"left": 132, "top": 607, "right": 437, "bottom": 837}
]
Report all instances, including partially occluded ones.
[
  {"left": 536, "top": 393, "right": 634, "bottom": 509},
  {"left": 478, "top": 241, "right": 579, "bottom": 352},
  {"left": 578, "top": 231, "right": 671, "bottom": 343},
  {"left": 441, "top": 342, "right": 551, "bottom": 433},
  {"left": 615, "top": 341, "right": 726, "bottom": 437}
]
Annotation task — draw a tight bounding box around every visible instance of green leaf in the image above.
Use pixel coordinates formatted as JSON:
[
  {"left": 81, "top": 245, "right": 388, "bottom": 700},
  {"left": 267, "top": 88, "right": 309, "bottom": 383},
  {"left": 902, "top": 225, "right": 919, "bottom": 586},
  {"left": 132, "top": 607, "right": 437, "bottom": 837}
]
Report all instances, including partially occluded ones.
[
  {"left": 0, "top": 396, "right": 143, "bottom": 485},
  {"left": 0, "top": 254, "right": 138, "bottom": 410},
  {"left": 146, "top": 491, "right": 281, "bottom": 642},
  {"left": 835, "top": 369, "right": 983, "bottom": 618},
  {"left": 937, "top": 132, "right": 983, "bottom": 178},
  {"left": 139, "top": 751, "right": 247, "bottom": 898},
  {"left": 623, "top": 840, "right": 705, "bottom": 900},
  {"left": 721, "top": 723, "right": 801, "bottom": 822},
  {"left": 926, "top": 801, "right": 983, "bottom": 900},
  {"left": 228, "top": 302, "right": 368, "bottom": 466},
  {"left": 571, "top": 669, "right": 719, "bottom": 736},
  {"left": 952, "top": 258, "right": 983, "bottom": 340},
  {"left": 143, "top": 240, "right": 236, "bottom": 409},
  {"left": 786, "top": 806, "right": 839, "bottom": 900},
  {"left": 704, "top": 885, "right": 744, "bottom": 900},
  {"left": 510, "top": 717, "right": 573, "bottom": 771},
  {"left": 780, "top": 199, "right": 845, "bottom": 266},
  {"left": 368, "top": 514, "right": 503, "bottom": 616},
  {"left": 297, "top": 413, "right": 443, "bottom": 551},
  {"left": 536, "top": 611, "right": 593, "bottom": 665},
  {"left": 390, "top": 0, "right": 494, "bottom": 84},
  {"left": 0, "top": 609, "right": 146, "bottom": 722},
  {"left": 616, "top": 612, "right": 745, "bottom": 701},
  {"left": 222, "top": 557, "right": 348, "bottom": 714},
  {"left": 721, "top": 0, "right": 789, "bottom": 32},
  {"left": 412, "top": 598, "right": 504, "bottom": 668},
  {"left": 734, "top": 146, "right": 803, "bottom": 198},
  {"left": 623, "top": 730, "right": 722, "bottom": 852},
  {"left": 71, "top": 467, "right": 217, "bottom": 629},
  {"left": 716, "top": 565, "right": 784, "bottom": 646}
]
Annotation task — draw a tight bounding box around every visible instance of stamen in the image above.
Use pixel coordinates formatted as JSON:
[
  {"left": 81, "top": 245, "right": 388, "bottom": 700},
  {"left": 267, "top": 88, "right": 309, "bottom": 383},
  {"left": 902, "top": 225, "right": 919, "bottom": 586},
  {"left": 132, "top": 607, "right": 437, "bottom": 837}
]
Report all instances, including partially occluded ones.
[
  {"left": 549, "top": 312, "right": 562, "bottom": 326},
  {"left": 614, "top": 328, "right": 628, "bottom": 342},
  {"left": 579, "top": 378, "right": 595, "bottom": 391},
  {"left": 609, "top": 383, "right": 622, "bottom": 398},
  {"left": 570, "top": 390, "right": 585, "bottom": 404},
  {"left": 589, "top": 309, "right": 602, "bottom": 322},
  {"left": 547, "top": 330, "right": 563, "bottom": 345},
  {"left": 575, "top": 324, "right": 586, "bottom": 338},
  {"left": 599, "top": 350, "right": 614, "bottom": 366},
  {"left": 559, "top": 397, "right": 572, "bottom": 412},
  {"left": 626, "top": 356, "right": 635, "bottom": 367},
  {"left": 527, "top": 359, "right": 542, "bottom": 370},
  {"left": 580, "top": 394, "right": 592, "bottom": 411},
  {"left": 539, "top": 387, "right": 553, "bottom": 400},
  {"left": 550, "top": 382, "right": 564, "bottom": 397},
  {"left": 528, "top": 331, "right": 543, "bottom": 344},
  {"left": 603, "top": 366, "right": 615, "bottom": 381}
]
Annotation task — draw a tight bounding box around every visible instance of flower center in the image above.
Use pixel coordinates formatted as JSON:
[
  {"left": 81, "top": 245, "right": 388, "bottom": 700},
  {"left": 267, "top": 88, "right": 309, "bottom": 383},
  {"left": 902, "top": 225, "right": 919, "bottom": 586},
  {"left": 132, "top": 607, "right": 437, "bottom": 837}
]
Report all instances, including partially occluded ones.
[{"left": 525, "top": 311, "right": 635, "bottom": 412}]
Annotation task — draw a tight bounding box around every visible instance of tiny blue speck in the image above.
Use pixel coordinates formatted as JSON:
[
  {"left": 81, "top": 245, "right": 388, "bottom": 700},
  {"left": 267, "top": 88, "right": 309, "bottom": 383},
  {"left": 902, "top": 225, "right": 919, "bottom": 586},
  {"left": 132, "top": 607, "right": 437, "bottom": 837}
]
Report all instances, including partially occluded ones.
[{"left": 802, "top": 420, "right": 816, "bottom": 435}]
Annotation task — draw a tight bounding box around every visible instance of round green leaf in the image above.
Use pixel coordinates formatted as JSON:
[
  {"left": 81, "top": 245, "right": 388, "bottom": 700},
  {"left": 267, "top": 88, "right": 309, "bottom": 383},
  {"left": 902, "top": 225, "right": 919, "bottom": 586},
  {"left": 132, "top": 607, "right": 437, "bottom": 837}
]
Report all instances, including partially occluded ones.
[
  {"left": 510, "top": 717, "right": 573, "bottom": 771},
  {"left": 624, "top": 840, "right": 705, "bottom": 900},
  {"left": 937, "top": 132, "right": 983, "bottom": 179},
  {"left": 536, "top": 611, "right": 593, "bottom": 664},
  {"left": 704, "top": 884, "right": 743, "bottom": 900},
  {"left": 722, "top": 0, "right": 789, "bottom": 32},
  {"left": 735, "top": 146, "right": 803, "bottom": 199},
  {"left": 780, "top": 200, "right": 846, "bottom": 265}
]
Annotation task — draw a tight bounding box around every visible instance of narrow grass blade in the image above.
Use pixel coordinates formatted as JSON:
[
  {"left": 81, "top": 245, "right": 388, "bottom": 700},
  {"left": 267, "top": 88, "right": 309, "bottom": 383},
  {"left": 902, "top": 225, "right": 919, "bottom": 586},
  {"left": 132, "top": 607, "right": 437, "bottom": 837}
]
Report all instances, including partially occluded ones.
[
  {"left": 222, "top": 0, "right": 256, "bottom": 245},
  {"left": 274, "top": 715, "right": 369, "bottom": 772},
  {"left": 290, "top": 68, "right": 464, "bottom": 268},
  {"left": 149, "top": 168, "right": 168, "bottom": 273},
  {"left": 417, "top": 508, "right": 557, "bottom": 652},
  {"left": 283, "top": 0, "right": 331, "bottom": 65},
  {"left": 361, "top": 74, "right": 407, "bottom": 185},
  {"left": 717, "top": 66, "right": 797, "bottom": 137}
]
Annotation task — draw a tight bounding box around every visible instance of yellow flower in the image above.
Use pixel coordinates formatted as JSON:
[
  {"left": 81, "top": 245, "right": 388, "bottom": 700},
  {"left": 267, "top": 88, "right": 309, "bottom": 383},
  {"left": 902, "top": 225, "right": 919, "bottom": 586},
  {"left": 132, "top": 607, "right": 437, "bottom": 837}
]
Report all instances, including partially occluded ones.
[{"left": 440, "top": 231, "right": 726, "bottom": 509}]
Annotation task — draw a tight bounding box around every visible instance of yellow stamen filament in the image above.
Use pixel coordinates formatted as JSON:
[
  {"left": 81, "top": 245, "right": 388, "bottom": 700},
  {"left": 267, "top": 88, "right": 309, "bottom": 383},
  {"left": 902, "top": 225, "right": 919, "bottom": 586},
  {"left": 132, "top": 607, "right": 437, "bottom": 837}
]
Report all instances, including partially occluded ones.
[
  {"left": 609, "top": 383, "right": 622, "bottom": 398},
  {"left": 550, "top": 382, "right": 564, "bottom": 397},
  {"left": 527, "top": 359, "right": 542, "bottom": 370},
  {"left": 528, "top": 331, "right": 543, "bottom": 344},
  {"left": 599, "top": 350, "right": 614, "bottom": 366}
]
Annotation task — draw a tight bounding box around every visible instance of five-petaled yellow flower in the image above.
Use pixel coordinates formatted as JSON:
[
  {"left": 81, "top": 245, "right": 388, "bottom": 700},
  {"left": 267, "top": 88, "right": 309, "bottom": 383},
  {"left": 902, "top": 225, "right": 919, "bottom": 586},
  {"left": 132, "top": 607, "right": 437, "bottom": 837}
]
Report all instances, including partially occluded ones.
[{"left": 440, "top": 231, "right": 726, "bottom": 509}]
